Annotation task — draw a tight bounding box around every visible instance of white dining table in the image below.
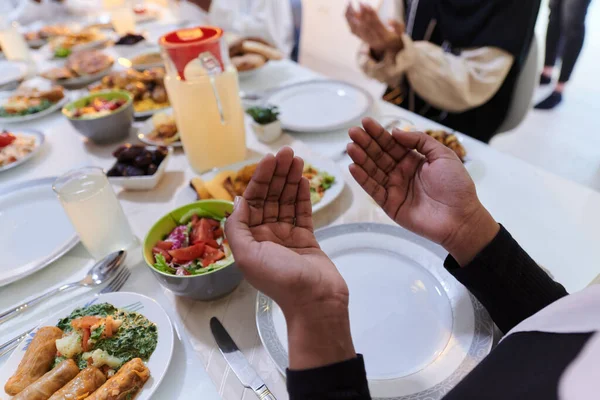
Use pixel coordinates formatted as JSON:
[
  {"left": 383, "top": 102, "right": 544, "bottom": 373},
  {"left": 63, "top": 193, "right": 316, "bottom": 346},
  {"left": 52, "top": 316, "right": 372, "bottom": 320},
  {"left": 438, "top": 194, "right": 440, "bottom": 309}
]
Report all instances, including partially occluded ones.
[{"left": 1, "top": 12, "right": 600, "bottom": 400}]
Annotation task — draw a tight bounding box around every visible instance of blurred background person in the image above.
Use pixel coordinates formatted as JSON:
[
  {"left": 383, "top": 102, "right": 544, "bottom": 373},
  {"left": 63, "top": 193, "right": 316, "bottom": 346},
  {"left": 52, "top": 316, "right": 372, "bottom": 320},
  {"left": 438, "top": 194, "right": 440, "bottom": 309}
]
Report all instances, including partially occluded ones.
[
  {"left": 535, "top": 0, "right": 593, "bottom": 110},
  {"left": 177, "top": 0, "right": 294, "bottom": 56},
  {"left": 346, "top": 1, "right": 540, "bottom": 143}
]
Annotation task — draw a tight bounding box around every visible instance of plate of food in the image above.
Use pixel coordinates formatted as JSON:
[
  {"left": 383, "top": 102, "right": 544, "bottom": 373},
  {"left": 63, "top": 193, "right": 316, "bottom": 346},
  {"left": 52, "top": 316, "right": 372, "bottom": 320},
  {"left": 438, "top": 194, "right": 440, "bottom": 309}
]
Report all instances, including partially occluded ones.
[
  {"left": 177, "top": 156, "right": 344, "bottom": 213},
  {"left": 126, "top": 50, "right": 164, "bottom": 71},
  {"left": 0, "top": 79, "right": 68, "bottom": 123},
  {"left": 0, "top": 291, "right": 174, "bottom": 400},
  {"left": 257, "top": 223, "right": 494, "bottom": 399},
  {"left": 89, "top": 68, "right": 170, "bottom": 117},
  {"left": 0, "top": 61, "right": 28, "bottom": 87},
  {"left": 137, "top": 110, "right": 181, "bottom": 147},
  {"left": 228, "top": 37, "right": 283, "bottom": 78},
  {"left": 0, "top": 129, "right": 44, "bottom": 173},
  {"left": 41, "top": 50, "right": 114, "bottom": 88},
  {"left": 49, "top": 28, "right": 108, "bottom": 58},
  {"left": 0, "top": 177, "right": 79, "bottom": 287}
]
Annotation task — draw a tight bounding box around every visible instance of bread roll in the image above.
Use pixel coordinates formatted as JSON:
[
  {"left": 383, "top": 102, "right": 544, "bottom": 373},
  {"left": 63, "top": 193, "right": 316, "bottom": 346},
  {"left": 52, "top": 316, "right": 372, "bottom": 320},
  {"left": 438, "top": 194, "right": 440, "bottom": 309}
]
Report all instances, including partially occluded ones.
[{"left": 241, "top": 40, "right": 284, "bottom": 60}]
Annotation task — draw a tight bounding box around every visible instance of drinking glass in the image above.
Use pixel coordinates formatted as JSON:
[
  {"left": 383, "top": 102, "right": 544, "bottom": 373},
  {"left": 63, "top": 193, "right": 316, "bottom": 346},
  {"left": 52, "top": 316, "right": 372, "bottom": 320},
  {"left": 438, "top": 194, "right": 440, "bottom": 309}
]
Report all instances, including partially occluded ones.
[{"left": 53, "top": 167, "right": 135, "bottom": 260}]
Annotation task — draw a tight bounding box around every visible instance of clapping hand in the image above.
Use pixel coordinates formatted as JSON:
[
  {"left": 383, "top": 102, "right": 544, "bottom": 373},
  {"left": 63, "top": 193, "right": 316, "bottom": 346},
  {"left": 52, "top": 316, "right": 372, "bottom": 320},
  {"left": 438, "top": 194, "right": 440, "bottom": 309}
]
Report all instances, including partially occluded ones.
[
  {"left": 346, "top": 3, "right": 405, "bottom": 54},
  {"left": 225, "top": 147, "right": 355, "bottom": 369},
  {"left": 347, "top": 118, "right": 499, "bottom": 265}
]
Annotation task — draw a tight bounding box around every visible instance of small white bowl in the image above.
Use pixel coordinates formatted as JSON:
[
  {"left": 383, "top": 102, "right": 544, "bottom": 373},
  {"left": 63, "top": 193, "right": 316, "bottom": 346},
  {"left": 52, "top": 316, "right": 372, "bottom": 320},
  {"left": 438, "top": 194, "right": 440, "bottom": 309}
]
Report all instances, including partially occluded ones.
[
  {"left": 251, "top": 120, "right": 282, "bottom": 143},
  {"left": 108, "top": 146, "right": 172, "bottom": 190}
]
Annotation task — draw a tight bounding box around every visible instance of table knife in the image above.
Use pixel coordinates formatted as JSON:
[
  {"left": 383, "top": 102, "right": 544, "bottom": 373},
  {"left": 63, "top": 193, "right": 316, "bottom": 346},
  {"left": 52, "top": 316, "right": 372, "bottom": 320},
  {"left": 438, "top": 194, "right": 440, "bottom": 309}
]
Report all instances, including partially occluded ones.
[{"left": 210, "top": 317, "right": 276, "bottom": 400}]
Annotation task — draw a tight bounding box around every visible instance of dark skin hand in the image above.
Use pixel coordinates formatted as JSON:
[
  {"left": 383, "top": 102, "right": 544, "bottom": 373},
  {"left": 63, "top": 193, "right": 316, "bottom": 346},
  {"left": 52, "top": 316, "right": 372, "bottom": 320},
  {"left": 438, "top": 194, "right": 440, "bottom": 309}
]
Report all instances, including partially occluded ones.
[
  {"left": 347, "top": 118, "right": 500, "bottom": 266},
  {"left": 225, "top": 147, "right": 355, "bottom": 370}
]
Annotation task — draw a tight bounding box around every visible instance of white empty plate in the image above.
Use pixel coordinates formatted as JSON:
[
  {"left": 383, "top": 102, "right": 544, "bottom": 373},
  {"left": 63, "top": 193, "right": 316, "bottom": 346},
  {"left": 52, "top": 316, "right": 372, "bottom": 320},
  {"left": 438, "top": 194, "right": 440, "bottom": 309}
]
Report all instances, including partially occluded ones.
[
  {"left": 257, "top": 223, "right": 494, "bottom": 399},
  {"left": 266, "top": 80, "right": 373, "bottom": 132},
  {"left": 0, "top": 61, "right": 28, "bottom": 87},
  {"left": 0, "top": 178, "right": 78, "bottom": 287}
]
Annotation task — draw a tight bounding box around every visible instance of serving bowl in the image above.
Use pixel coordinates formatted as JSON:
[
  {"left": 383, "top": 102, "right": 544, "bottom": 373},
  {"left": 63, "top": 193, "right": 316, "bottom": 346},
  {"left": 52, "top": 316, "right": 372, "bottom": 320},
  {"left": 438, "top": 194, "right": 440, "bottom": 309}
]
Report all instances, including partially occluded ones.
[
  {"left": 108, "top": 146, "right": 173, "bottom": 190},
  {"left": 63, "top": 90, "right": 133, "bottom": 144},
  {"left": 143, "top": 200, "right": 243, "bottom": 300}
]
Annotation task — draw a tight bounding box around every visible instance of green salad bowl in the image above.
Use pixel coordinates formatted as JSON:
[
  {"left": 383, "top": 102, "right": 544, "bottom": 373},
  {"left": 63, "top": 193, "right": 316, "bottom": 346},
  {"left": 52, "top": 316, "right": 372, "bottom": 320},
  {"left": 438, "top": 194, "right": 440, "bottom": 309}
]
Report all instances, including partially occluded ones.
[
  {"left": 143, "top": 200, "right": 243, "bottom": 301},
  {"left": 63, "top": 90, "right": 134, "bottom": 144}
]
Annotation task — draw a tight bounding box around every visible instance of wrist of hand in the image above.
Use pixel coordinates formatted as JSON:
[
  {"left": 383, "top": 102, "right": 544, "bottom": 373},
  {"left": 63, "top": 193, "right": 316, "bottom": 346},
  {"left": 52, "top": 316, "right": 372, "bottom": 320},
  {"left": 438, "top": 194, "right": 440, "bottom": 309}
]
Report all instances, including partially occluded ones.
[
  {"left": 284, "top": 296, "right": 356, "bottom": 370},
  {"left": 443, "top": 205, "right": 500, "bottom": 267}
]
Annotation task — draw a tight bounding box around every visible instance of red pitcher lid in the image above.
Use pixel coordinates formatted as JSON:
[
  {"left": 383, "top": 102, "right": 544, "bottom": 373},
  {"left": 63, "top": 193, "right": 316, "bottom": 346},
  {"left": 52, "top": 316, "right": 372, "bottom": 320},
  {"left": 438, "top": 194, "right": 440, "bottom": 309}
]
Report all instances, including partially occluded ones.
[{"left": 159, "top": 26, "right": 225, "bottom": 80}]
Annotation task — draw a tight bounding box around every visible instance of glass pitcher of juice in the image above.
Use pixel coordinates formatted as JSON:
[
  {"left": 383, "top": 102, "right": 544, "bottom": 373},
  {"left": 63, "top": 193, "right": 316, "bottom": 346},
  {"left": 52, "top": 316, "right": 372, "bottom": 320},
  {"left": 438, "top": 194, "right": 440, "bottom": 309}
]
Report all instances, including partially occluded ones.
[{"left": 159, "top": 26, "right": 246, "bottom": 173}]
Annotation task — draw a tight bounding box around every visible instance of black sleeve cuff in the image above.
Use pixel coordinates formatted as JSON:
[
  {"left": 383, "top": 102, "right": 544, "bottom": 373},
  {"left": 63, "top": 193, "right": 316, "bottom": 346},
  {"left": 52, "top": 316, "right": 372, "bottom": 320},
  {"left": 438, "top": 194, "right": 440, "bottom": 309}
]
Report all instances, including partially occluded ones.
[
  {"left": 287, "top": 355, "right": 371, "bottom": 400},
  {"left": 444, "top": 225, "right": 568, "bottom": 333}
]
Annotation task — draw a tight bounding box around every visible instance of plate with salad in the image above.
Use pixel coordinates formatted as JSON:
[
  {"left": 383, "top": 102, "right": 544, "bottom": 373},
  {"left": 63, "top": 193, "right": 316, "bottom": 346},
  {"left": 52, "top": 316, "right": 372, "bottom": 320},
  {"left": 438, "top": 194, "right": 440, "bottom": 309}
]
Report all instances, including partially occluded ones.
[
  {"left": 0, "top": 292, "right": 174, "bottom": 400},
  {"left": 176, "top": 156, "right": 345, "bottom": 214}
]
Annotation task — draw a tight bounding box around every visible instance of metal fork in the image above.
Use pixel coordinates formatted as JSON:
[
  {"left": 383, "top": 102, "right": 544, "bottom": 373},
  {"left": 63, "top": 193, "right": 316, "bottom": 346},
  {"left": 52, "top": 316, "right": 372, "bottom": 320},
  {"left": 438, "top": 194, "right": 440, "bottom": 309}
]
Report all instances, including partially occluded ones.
[{"left": 0, "top": 269, "right": 131, "bottom": 358}]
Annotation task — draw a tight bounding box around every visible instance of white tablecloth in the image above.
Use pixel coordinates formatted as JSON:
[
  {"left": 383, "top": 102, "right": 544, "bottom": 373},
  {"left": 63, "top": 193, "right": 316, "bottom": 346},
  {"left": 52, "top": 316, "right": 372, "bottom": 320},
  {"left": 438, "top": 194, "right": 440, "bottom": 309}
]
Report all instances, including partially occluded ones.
[{"left": 2, "top": 15, "right": 600, "bottom": 400}]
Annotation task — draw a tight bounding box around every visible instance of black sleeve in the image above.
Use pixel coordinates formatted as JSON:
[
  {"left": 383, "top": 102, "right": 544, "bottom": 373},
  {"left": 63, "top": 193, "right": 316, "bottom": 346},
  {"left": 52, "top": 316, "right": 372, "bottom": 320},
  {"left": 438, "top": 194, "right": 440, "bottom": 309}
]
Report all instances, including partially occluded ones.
[
  {"left": 445, "top": 225, "right": 568, "bottom": 333},
  {"left": 287, "top": 355, "right": 371, "bottom": 400}
]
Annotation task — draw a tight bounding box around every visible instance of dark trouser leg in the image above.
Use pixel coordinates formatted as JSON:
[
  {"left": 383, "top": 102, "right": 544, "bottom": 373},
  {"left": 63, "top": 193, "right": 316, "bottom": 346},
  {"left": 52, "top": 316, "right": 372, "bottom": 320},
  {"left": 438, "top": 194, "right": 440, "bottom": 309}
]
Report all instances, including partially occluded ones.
[
  {"left": 558, "top": 0, "right": 593, "bottom": 82},
  {"left": 544, "top": 0, "right": 563, "bottom": 67}
]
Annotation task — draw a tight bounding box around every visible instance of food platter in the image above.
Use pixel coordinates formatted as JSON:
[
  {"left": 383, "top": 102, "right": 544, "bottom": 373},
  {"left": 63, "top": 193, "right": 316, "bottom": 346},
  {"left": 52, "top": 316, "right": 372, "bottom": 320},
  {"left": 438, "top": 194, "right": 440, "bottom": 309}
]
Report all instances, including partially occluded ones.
[
  {"left": 53, "top": 65, "right": 114, "bottom": 89},
  {"left": 137, "top": 108, "right": 182, "bottom": 147},
  {"left": 257, "top": 223, "right": 494, "bottom": 399},
  {"left": 0, "top": 178, "right": 79, "bottom": 287},
  {"left": 175, "top": 156, "right": 345, "bottom": 214},
  {"left": 0, "top": 95, "right": 69, "bottom": 124},
  {"left": 0, "top": 292, "right": 174, "bottom": 400},
  {"left": 0, "top": 129, "right": 45, "bottom": 173},
  {"left": 266, "top": 80, "right": 373, "bottom": 132}
]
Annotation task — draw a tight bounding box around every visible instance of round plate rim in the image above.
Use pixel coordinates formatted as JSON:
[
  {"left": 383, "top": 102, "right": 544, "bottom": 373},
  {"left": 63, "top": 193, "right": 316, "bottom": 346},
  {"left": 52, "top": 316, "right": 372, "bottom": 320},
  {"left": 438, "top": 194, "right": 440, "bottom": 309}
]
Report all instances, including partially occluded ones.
[
  {"left": 0, "top": 95, "right": 69, "bottom": 124},
  {"left": 255, "top": 222, "right": 494, "bottom": 400},
  {"left": 0, "top": 129, "right": 45, "bottom": 173},
  {"left": 0, "top": 177, "right": 79, "bottom": 287},
  {"left": 0, "top": 61, "right": 29, "bottom": 86},
  {"left": 134, "top": 105, "right": 172, "bottom": 119},
  {"left": 265, "top": 79, "right": 374, "bottom": 133}
]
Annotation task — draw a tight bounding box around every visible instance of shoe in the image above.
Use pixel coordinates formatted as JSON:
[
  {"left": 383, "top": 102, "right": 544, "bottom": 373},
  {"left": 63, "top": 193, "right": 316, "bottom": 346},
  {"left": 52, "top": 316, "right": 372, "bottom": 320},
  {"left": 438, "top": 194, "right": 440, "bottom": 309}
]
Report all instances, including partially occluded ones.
[
  {"left": 534, "top": 91, "right": 562, "bottom": 110},
  {"left": 539, "top": 74, "right": 552, "bottom": 85}
]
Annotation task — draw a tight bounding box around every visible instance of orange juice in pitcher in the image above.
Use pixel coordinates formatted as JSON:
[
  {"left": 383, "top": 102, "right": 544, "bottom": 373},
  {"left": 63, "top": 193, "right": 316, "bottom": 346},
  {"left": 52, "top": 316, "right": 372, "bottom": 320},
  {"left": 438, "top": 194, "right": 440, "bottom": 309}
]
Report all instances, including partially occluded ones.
[{"left": 160, "top": 27, "right": 246, "bottom": 173}]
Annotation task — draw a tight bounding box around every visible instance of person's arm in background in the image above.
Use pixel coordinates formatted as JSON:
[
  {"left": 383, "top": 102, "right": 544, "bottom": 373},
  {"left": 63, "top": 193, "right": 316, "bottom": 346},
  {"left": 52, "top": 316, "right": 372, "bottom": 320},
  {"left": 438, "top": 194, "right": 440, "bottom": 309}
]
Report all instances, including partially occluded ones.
[
  {"left": 346, "top": 118, "right": 568, "bottom": 333},
  {"left": 191, "top": 0, "right": 294, "bottom": 56},
  {"left": 349, "top": 4, "right": 514, "bottom": 112}
]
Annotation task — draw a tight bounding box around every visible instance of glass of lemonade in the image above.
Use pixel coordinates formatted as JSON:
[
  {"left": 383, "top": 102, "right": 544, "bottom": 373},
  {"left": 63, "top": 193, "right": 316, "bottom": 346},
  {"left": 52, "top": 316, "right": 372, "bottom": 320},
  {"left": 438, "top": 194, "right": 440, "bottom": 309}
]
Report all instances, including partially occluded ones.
[{"left": 53, "top": 167, "right": 135, "bottom": 260}]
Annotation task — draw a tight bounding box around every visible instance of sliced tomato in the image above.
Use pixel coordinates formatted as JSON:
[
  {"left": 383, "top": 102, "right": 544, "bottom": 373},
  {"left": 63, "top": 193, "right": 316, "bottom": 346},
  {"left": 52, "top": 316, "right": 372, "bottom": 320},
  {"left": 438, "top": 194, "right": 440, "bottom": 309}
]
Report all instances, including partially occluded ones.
[
  {"left": 0, "top": 132, "right": 15, "bottom": 148},
  {"left": 153, "top": 247, "right": 172, "bottom": 262},
  {"left": 202, "top": 246, "right": 226, "bottom": 267},
  {"left": 191, "top": 214, "right": 199, "bottom": 225},
  {"left": 191, "top": 219, "right": 214, "bottom": 245},
  {"left": 207, "top": 218, "right": 220, "bottom": 229},
  {"left": 155, "top": 240, "right": 174, "bottom": 250},
  {"left": 82, "top": 328, "right": 91, "bottom": 352},
  {"left": 212, "top": 228, "right": 223, "bottom": 239},
  {"left": 168, "top": 243, "right": 206, "bottom": 262},
  {"left": 72, "top": 315, "right": 102, "bottom": 330}
]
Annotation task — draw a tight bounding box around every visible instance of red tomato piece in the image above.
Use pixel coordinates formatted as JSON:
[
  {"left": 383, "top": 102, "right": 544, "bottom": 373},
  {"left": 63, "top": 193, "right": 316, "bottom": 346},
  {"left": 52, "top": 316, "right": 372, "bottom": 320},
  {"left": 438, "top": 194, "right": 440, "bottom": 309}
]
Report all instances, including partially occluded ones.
[
  {"left": 0, "top": 132, "right": 16, "bottom": 148},
  {"left": 206, "top": 219, "right": 220, "bottom": 229},
  {"left": 153, "top": 247, "right": 172, "bottom": 262},
  {"left": 82, "top": 328, "right": 91, "bottom": 352},
  {"left": 202, "top": 246, "right": 226, "bottom": 267},
  {"left": 212, "top": 228, "right": 223, "bottom": 239},
  {"left": 155, "top": 241, "right": 174, "bottom": 250},
  {"left": 191, "top": 219, "right": 215, "bottom": 245},
  {"left": 168, "top": 243, "right": 206, "bottom": 262},
  {"left": 191, "top": 215, "right": 199, "bottom": 225}
]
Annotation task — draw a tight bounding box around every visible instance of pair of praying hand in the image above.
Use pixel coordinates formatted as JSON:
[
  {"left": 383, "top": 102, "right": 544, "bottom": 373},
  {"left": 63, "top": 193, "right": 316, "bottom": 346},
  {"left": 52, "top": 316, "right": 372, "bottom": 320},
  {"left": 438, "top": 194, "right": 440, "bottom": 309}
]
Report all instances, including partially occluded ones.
[{"left": 224, "top": 118, "right": 499, "bottom": 369}]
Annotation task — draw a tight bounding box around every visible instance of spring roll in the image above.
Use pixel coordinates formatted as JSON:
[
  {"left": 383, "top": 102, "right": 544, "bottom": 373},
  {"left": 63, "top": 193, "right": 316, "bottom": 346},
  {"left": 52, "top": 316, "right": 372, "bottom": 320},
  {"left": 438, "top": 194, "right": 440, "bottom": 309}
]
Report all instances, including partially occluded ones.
[
  {"left": 48, "top": 367, "right": 106, "bottom": 400},
  {"left": 86, "top": 358, "right": 150, "bottom": 400},
  {"left": 5, "top": 326, "right": 64, "bottom": 396},
  {"left": 13, "top": 359, "right": 79, "bottom": 400}
]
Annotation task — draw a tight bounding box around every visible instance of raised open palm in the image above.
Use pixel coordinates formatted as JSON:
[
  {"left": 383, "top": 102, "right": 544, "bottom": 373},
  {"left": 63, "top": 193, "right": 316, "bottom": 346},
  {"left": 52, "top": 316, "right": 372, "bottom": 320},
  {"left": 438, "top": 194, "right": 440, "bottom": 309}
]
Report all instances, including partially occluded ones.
[
  {"left": 347, "top": 118, "right": 491, "bottom": 254},
  {"left": 225, "top": 147, "right": 348, "bottom": 314}
]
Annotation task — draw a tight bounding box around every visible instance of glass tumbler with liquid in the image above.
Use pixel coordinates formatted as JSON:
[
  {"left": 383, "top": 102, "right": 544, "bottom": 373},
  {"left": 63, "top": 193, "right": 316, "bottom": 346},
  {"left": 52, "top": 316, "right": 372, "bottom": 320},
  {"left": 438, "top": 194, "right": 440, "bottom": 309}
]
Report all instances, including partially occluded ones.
[
  {"left": 53, "top": 167, "right": 135, "bottom": 260},
  {"left": 159, "top": 26, "right": 247, "bottom": 173}
]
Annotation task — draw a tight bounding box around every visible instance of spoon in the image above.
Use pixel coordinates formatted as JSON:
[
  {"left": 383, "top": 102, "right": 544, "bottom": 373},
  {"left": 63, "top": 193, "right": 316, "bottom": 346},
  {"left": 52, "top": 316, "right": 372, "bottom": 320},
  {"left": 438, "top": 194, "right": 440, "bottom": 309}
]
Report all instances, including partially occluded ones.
[{"left": 0, "top": 250, "right": 127, "bottom": 325}]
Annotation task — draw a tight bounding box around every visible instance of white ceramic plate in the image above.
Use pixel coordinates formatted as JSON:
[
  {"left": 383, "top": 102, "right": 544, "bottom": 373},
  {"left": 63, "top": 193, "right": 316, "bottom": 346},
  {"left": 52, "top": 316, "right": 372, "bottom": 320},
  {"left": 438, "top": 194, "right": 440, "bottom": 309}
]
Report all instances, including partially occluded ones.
[
  {"left": 134, "top": 105, "right": 171, "bottom": 119},
  {"left": 0, "top": 95, "right": 69, "bottom": 124},
  {"left": 0, "top": 129, "right": 45, "bottom": 173},
  {"left": 137, "top": 108, "right": 182, "bottom": 147},
  {"left": 108, "top": 146, "right": 173, "bottom": 190},
  {"left": 0, "top": 178, "right": 79, "bottom": 287},
  {"left": 257, "top": 223, "right": 494, "bottom": 399},
  {"left": 0, "top": 61, "right": 28, "bottom": 87},
  {"left": 265, "top": 80, "right": 373, "bottom": 132},
  {"left": 0, "top": 292, "right": 174, "bottom": 400},
  {"left": 175, "top": 156, "right": 345, "bottom": 214}
]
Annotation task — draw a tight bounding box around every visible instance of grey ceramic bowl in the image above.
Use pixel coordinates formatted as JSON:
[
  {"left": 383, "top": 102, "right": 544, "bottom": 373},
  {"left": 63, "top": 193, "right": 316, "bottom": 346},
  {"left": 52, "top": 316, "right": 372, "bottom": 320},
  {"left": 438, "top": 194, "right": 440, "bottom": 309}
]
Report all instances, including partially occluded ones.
[
  {"left": 63, "top": 90, "right": 134, "bottom": 144},
  {"left": 143, "top": 200, "right": 243, "bottom": 301}
]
